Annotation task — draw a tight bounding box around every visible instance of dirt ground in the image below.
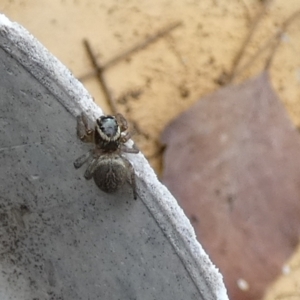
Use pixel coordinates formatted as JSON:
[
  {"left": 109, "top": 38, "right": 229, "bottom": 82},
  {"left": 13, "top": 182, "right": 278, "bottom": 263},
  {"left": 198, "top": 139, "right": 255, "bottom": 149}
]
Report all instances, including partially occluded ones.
[{"left": 1, "top": 0, "right": 300, "bottom": 299}]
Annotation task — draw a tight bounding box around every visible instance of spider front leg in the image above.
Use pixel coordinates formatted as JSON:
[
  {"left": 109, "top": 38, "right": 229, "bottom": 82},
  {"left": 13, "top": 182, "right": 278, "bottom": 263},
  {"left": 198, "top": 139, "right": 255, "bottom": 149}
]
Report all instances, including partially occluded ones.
[
  {"left": 120, "top": 131, "right": 133, "bottom": 144},
  {"left": 74, "top": 149, "right": 93, "bottom": 169},
  {"left": 77, "top": 112, "right": 94, "bottom": 143},
  {"left": 121, "top": 142, "right": 140, "bottom": 154},
  {"left": 115, "top": 113, "right": 128, "bottom": 133}
]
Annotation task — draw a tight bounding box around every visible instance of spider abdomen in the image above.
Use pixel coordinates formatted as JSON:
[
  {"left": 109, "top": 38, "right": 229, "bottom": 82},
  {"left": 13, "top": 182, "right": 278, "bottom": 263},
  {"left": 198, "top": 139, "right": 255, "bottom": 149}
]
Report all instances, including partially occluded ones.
[{"left": 93, "top": 155, "right": 127, "bottom": 193}]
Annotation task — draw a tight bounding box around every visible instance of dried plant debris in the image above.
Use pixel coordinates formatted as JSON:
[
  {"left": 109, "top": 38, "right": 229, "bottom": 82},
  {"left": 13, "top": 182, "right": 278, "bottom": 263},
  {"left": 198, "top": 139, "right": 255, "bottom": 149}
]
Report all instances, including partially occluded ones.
[
  {"left": 117, "top": 88, "right": 143, "bottom": 105},
  {"left": 161, "top": 71, "right": 300, "bottom": 300}
]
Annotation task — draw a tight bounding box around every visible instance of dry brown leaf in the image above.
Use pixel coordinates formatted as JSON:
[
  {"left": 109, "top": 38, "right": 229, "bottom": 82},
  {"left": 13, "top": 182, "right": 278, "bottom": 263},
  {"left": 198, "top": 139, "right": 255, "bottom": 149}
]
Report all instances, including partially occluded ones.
[{"left": 162, "top": 71, "right": 300, "bottom": 300}]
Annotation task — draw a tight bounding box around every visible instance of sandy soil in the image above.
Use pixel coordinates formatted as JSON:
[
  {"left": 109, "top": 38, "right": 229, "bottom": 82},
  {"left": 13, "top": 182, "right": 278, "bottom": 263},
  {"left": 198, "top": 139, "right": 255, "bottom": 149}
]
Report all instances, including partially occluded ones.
[{"left": 1, "top": 1, "right": 300, "bottom": 299}]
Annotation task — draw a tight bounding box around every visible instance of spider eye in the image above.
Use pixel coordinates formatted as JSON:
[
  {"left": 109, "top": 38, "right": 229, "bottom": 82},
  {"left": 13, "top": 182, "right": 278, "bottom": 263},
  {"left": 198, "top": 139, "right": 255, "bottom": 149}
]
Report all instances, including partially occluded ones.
[{"left": 97, "top": 116, "right": 118, "bottom": 138}]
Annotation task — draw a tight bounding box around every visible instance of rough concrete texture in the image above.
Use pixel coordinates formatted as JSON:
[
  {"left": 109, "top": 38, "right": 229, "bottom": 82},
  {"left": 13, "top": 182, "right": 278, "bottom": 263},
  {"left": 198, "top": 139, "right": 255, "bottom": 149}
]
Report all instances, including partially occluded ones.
[
  {"left": 2, "top": 2, "right": 299, "bottom": 299},
  {"left": 0, "top": 14, "right": 228, "bottom": 300}
]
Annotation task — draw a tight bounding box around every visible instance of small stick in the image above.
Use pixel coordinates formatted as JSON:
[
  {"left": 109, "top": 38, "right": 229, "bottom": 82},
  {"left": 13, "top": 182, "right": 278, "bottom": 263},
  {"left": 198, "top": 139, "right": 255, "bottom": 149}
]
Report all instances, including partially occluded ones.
[
  {"left": 102, "top": 21, "right": 182, "bottom": 70},
  {"left": 264, "top": 9, "right": 300, "bottom": 69},
  {"left": 231, "top": 8, "right": 300, "bottom": 80},
  {"left": 227, "top": 0, "right": 274, "bottom": 83},
  {"left": 79, "top": 21, "right": 182, "bottom": 81},
  {"left": 83, "top": 39, "right": 118, "bottom": 114},
  {"left": 80, "top": 21, "right": 182, "bottom": 114},
  {"left": 230, "top": 31, "right": 277, "bottom": 81}
]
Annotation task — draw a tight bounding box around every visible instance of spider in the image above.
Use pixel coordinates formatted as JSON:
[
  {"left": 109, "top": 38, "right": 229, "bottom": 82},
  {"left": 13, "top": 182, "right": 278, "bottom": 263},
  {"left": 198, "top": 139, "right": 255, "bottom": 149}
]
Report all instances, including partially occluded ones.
[{"left": 74, "top": 112, "right": 139, "bottom": 199}]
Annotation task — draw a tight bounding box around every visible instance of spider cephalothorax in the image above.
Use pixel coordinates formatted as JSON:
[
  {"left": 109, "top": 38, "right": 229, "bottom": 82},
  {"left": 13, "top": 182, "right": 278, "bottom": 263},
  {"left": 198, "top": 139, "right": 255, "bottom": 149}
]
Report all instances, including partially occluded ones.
[
  {"left": 94, "top": 115, "right": 125, "bottom": 151},
  {"left": 74, "top": 112, "right": 139, "bottom": 199}
]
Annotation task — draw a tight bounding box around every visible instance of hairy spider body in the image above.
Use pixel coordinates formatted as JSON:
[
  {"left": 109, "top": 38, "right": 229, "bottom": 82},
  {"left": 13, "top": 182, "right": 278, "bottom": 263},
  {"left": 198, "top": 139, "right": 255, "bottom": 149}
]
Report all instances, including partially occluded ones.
[
  {"left": 92, "top": 154, "right": 131, "bottom": 193},
  {"left": 74, "top": 113, "right": 139, "bottom": 200}
]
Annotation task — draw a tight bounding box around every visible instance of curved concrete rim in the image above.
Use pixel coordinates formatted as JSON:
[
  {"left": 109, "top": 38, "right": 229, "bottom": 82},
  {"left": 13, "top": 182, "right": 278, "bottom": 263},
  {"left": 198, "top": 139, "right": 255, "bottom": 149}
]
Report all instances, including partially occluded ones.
[{"left": 0, "top": 13, "right": 228, "bottom": 300}]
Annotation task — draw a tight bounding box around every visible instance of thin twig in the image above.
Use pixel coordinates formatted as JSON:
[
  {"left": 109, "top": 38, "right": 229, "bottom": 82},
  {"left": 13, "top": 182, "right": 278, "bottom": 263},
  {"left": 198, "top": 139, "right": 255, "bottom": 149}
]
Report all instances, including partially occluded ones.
[
  {"left": 265, "top": 9, "right": 300, "bottom": 69},
  {"left": 79, "top": 21, "right": 182, "bottom": 81},
  {"left": 102, "top": 21, "right": 183, "bottom": 70},
  {"left": 227, "top": 0, "right": 274, "bottom": 83},
  {"left": 83, "top": 39, "right": 118, "bottom": 114},
  {"left": 231, "top": 30, "right": 278, "bottom": 80},
  {"left": 231, "top": 8, "right": 300, "bottom": 79},
  {"left": 80, "top": 21, "right": 182, "bottom": 114}
]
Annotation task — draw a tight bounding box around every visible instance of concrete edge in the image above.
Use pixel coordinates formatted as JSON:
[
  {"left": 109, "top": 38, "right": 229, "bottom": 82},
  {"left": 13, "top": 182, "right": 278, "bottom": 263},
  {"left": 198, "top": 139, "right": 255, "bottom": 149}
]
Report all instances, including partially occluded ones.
[{"left": 0, "top": 13, "right": 228, "bottom": 300}]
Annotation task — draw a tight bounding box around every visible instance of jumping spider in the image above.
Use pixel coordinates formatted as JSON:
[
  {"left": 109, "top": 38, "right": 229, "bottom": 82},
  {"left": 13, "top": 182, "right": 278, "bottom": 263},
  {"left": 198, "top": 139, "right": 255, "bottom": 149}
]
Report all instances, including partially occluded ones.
[{"left": 74, "top": 112, "right": 139, "bottom": 199}]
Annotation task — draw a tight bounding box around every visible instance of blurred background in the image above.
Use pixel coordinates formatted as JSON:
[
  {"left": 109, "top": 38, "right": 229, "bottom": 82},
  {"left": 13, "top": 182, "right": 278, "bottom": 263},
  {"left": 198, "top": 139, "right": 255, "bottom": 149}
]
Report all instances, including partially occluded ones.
[{"left": 1, "top": 1, "right": 300, "bottom": 299}]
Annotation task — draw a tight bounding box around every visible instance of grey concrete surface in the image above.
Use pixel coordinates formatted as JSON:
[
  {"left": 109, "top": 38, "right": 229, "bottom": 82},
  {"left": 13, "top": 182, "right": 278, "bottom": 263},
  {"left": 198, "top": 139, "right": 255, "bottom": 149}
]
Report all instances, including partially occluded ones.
[{"left": 0, "top": 14, "right": 228, "bottom": 300}]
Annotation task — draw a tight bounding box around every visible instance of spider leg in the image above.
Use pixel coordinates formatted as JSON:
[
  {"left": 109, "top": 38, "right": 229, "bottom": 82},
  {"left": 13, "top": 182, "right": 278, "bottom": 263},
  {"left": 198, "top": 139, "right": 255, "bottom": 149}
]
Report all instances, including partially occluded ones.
[
  {"left": 120, "top": 131, "right": 133, "bottom": 143},
  {"left": 122, "top": 156, "right": 138, "bottom": 200},
  {"left": 115, "top": 113, "right": 128, "bottom": 132},
  {"left": 84, "top": 158, "right": 99, "bottom": 180},
  {"left": 74, "top": 150, "right": 92, "bottom": 169},
  {"left": 77, "top": 112, "right": 94, "bottom": 143},
  {"left": 121, "top": 143, "right": 139, "bottom": 154},
  {"left": 81, "top": 112, "right": 91, "bottom": 129}
]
